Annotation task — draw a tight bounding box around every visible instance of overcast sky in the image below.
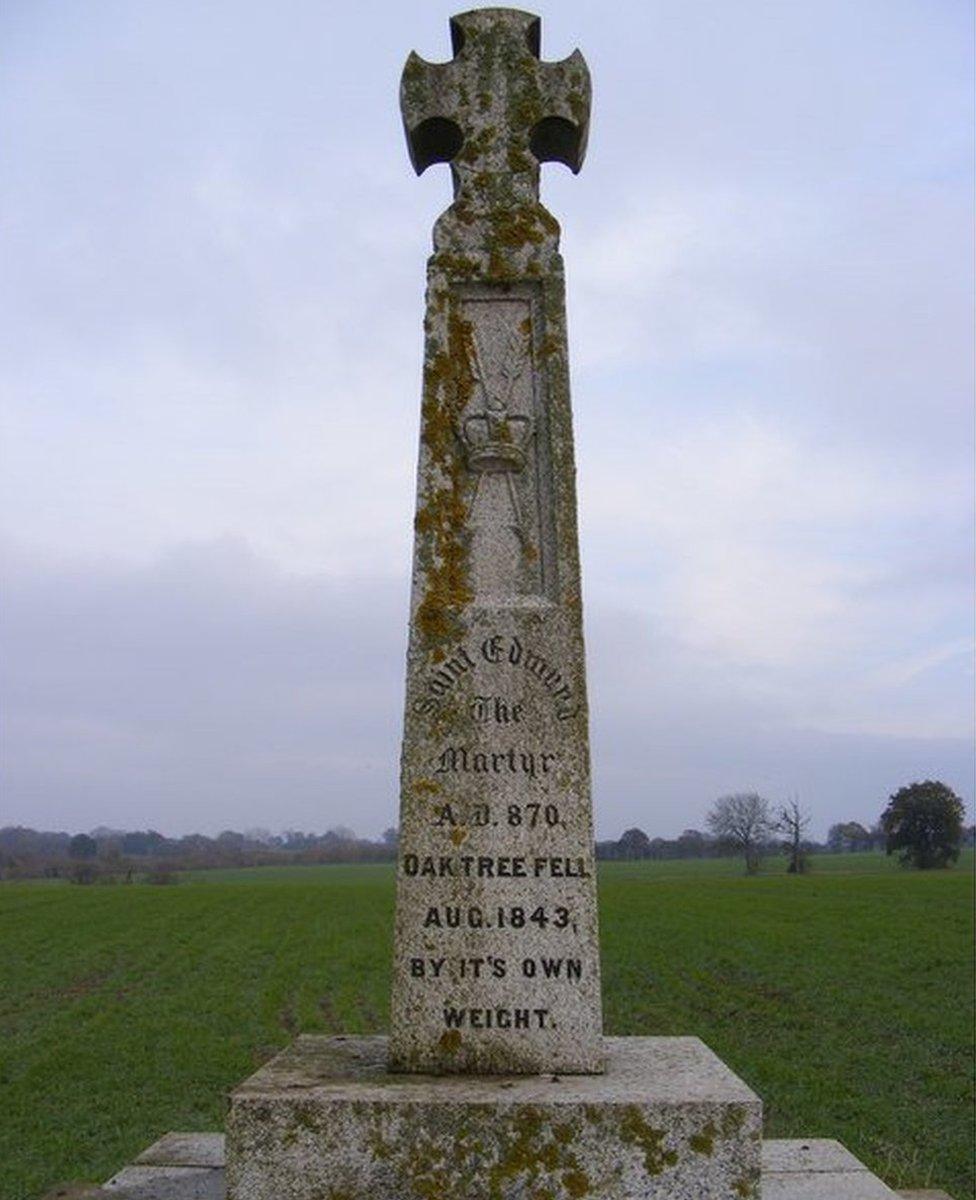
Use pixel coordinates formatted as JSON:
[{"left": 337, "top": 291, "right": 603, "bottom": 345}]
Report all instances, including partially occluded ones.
[{"left": 1, "top": 0, "right": 972, "bottom": 841}]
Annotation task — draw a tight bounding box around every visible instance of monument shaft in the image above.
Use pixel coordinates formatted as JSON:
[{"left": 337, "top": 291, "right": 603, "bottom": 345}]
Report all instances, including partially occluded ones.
[{"left": 389, "top": 8, "right": 602, "bottom": 1075}]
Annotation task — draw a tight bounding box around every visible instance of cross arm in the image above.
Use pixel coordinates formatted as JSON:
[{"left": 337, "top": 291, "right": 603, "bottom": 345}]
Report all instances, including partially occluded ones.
[
  {"left": 400, "top": 53, "right": 462, "bottom": 176},
  {"left": 530, "top": 49, "right": 591, "bottom": 174}
]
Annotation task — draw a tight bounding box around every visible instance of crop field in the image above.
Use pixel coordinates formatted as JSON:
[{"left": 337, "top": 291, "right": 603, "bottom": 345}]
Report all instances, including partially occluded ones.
[{"left": 1, "top": 853, "right": 972, "bottom": 1200}]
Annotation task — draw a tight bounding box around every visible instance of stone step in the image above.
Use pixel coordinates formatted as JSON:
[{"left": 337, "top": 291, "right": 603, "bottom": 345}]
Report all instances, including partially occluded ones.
[
  {"left": 897, "top": 1193, "right": 955, "bottom": 1199},
  {"left": 100, "top": 1135, "right": 225, "bottom": 1200},
  {"left": 763, "top": 1139, "right": 901, "bottom": 1198}
]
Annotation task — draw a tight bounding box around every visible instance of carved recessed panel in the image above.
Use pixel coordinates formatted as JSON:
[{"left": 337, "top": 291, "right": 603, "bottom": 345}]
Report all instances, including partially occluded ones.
[{"left": 456, "top": 285, "right": 556, "bottom": 604}]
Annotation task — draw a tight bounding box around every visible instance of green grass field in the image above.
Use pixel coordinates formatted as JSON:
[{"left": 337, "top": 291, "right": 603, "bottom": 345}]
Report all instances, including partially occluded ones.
[{"left": 1, "top": 853, "right": 972, "bottom": 1200}]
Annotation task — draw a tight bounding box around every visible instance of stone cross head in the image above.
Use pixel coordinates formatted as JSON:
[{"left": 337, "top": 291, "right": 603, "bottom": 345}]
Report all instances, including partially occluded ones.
[{"left": 400, "top": 8, "right": 591, "bottom": 208}]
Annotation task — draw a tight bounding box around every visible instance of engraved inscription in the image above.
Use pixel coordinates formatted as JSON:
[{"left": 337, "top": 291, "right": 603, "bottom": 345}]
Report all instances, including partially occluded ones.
[
  {"left": 434, "top": 747, "right": 557, "bottom": 778},
  {"left": 470, "top": 696, "right": 523, "bottom": 723},
  {"left": 395, "top": 617, "right": 596, "bottom": 1068},
  {"left": 430, "top": 804, "right": 565, "bottom": 830},
  {"left": 402, "top": 855, "right": 589, "bottom": 878},
  {"left": 410, "top": 957, "right": 584, "bottom": 982},
  {"left": 394, "top": 613, "right": 599, "bottom": 1072},
  {"left": 413, "top": 635, "right": 579, "bottom": 721}
]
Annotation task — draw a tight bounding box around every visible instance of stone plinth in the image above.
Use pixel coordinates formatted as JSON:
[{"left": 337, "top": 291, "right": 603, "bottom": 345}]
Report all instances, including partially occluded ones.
[
  {"left": 94, "top": 1131, "right": 922, "bottom": 1200},
  {"left": 225, "top": 1035, "right": 762, "bottom": 1200}
]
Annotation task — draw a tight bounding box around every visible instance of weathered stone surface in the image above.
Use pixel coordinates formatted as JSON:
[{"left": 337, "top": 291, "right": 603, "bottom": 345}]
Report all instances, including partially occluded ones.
[
  {"left": 763, "top": 1139, "right": 881, "bottom": 1174},
  {"left": 135, "top": 1134, "right": 226, "bottom": 1169},
  {"left": 762, "top": 1139, "right": 900, "bottom": 1199},
  {"left": 226, "top": 1034, "right": 762, "bottom": 1199},
  {"left": 102, "top": 1164, "right": 225, "bottom": 1199},
  {"left": 391, "top": 7, "right": 602, "bottom": 1077},
  {"left": 764, "top": 1176, "right": 899, "bottom": 1199}
]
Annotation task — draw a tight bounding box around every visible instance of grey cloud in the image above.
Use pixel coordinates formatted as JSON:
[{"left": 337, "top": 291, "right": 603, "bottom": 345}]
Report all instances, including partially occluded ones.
[
  {"left": 3, "top": 540, "right": 406, "bottom": 837},
  {"left": 586, "top": 607, "right": 973, "bottom": 839},
  {"left": 3, "top": 542, "right": 969, "bottom": 840}
]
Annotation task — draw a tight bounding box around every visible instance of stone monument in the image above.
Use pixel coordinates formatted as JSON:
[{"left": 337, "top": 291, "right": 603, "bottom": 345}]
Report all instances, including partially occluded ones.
[
  {"left": 87, "top": 10, "right": 932, "bottom": 1200},
  {"left": 225, "top": 10, "right": 763, "bottom": 1197}
]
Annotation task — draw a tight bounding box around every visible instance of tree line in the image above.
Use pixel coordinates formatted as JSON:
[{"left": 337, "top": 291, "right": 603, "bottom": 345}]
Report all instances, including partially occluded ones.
[
  {"left": 1, "top": 779, "right": 969, "bottom": 882},
  {"left": 0, "top": 824, "right": 400, "bottom": 882},
  {"left": 598, "top": 781, "right": 971, "bottom": 874}
]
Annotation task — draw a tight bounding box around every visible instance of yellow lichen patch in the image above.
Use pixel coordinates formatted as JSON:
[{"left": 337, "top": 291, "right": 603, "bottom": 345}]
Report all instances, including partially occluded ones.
[
  {"left": 433, "top": 251, "right": 479, "bottom": 276},
  {"left": 507, "top": 144, "right": 534, "bottom": 174},
  {"left": 568, "top": 88, "right": 588, "bottom": 124},
  {"left": 478, "top": 1108, "right": 594, "bottom": 1198},
  {"left": 439, "top": 1029, "right": 462, "bottom": 1053},
  {"left": 562, "top": 1169, "right": 590, "bottom": 1197},
  {"left": 450, "top": 826, "right": 468, "bottom": 846},
  {"left": 365, "top": 1123, "right": 392, "bottom": 1161},
  {"left": 618, "top": 1106, "right": 678, "bottom": 1176},
  {"left": 413, "top": 778, "right": 441, "bottom": 795},
  {"left": 689, "top": 1122, "right": 717, "bottom": 1155},
  {"left": 448, "top": 200, "right": 478, "bottom": 228},
  {"left": 413, "top": 305, "right": 477, "bottom": 647},
  {"left": 734, "top": 1176, "right": 760, "bottom": 1198},
  {"left": 507, "top": 92, "right": 542, "bottom": 139},
  {"left": 478, "top": 200, "right": 561, "bottom": 278},
  {"left": 489, "top": 205, "right": 545, "bottom": 249},
  {"left": 456, "top": 124, "right": 497, "bottom": 167}
]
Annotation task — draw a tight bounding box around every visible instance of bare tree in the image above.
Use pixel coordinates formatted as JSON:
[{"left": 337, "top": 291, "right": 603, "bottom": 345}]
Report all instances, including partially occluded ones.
[
  {"left": 776, "top": 798, "right": 811, "bottom": 874},
  {"left": 706, "top": 793, "right": 774, "bottom": 874}
]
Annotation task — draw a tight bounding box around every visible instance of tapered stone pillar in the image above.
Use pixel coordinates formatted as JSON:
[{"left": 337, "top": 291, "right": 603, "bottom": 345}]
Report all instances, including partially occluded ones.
[{"left": 388, "top": 6, "right": 602, "bottom": 1076}]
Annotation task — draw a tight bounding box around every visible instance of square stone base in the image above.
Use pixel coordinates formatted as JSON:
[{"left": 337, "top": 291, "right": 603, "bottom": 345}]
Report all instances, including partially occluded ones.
[
  {"left": 88, "top": 1132, "right": 924, "bottom": 1199},
  {"left": 226, "top": 1035, "right": 762, "bottom": 1199}
]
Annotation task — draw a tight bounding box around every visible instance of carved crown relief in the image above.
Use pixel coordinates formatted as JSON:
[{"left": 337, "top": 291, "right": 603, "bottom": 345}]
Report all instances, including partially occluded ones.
[{"left": 460, "top": 321, "right": 534, "bottom": 475}]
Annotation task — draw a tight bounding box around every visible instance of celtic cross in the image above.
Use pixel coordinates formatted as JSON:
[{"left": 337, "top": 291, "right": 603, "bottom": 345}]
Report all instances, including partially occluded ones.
[{"left": 400, "top": 8, "right": 591, "bottom": 215}]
